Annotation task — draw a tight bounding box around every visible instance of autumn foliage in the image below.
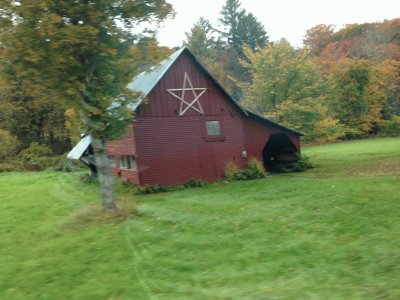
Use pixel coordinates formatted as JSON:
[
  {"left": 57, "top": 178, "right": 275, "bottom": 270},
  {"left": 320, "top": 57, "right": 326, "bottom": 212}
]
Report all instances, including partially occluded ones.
[{"left": 238, "top": 18, "right": 400, "bottom": 142}]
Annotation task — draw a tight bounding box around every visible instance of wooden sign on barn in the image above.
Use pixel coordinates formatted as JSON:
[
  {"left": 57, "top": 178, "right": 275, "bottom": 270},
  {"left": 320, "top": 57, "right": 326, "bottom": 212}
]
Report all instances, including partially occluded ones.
[{"left": 69, "top": 47, "right": 302, "bottom": 186}]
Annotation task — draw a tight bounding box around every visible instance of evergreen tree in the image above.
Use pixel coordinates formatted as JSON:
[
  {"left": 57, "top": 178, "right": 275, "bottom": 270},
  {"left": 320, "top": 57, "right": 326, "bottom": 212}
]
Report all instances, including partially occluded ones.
[
  {"left": 184, "top": 18, "right": 236, "bottom": 95},
  {"left": 218, "top": 0, "right": 268, "bottom": 55},
  {"left": 217, "top": 0, "right": 268, "bottom": 99},
  {"left": 184, "top": 17, "right": 219, "bottom": 58}
]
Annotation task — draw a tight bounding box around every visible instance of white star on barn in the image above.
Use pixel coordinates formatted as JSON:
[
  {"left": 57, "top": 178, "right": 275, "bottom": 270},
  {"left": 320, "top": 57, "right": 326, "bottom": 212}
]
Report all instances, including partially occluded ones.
[{"left": 166, "top": 72, "right": 207, "bottom": 116}]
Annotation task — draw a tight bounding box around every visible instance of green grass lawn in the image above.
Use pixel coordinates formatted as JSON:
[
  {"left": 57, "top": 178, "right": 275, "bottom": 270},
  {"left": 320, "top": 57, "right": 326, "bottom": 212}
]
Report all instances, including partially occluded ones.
[{"left": 1, "top": 137, "right": 400, "bottom": 299}]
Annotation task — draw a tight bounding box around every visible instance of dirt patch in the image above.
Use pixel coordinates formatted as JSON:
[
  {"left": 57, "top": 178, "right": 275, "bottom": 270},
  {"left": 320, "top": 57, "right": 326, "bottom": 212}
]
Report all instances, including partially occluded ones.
[{"left": 64, "top": 201, "right": 137, "bottom": 230}]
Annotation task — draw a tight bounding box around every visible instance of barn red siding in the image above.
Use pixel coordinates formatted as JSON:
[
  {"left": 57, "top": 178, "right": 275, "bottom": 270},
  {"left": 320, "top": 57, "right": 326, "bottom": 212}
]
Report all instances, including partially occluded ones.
[
  {"left": 106, "top": 126, "right": 140, "bottom": 185},
  {"left": 111, "top": 168, "right": 140, "bottom": 185},
  {"left": 133, "top": 115, "right": 246, "bottom": 186},
  {"left": 242, "top": 117, "right": 301, "bottom": 163},
  {"left": 106, "top": 125, "right": 136, "bottom": 155}
]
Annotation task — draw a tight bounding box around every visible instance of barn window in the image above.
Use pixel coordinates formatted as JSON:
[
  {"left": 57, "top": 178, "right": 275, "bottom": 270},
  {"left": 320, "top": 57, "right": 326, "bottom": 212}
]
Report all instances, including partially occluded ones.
[
  {"left": 108, "top": 155, "right": 116, "bottom": 167},
  {"left": 119, "top": 155, "right": 126, "bottom": 169},
  {"left": 206, "top": 120, "right": 221, "bottom": 136},
  {"left": 127, "top": 155, "right": 137, "bottom": 171}
]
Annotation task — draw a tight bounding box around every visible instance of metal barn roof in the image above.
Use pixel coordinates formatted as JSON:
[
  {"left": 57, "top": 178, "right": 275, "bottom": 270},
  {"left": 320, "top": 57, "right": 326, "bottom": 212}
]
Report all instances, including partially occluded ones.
[{"left": 126, "top": 47, "right": 186, "bottom": 110}]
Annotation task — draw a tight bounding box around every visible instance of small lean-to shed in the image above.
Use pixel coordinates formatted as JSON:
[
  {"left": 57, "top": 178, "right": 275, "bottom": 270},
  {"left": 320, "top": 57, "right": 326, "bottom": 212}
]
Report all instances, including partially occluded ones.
[{"left": 103, "top": 47, "right": 302, "bottom": 186}]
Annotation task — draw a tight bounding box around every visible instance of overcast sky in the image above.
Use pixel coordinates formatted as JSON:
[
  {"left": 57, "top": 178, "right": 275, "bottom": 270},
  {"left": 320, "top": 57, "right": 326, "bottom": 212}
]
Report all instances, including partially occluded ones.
[{"left": 156, "top": 0, "right": 400, "bottom": 48}]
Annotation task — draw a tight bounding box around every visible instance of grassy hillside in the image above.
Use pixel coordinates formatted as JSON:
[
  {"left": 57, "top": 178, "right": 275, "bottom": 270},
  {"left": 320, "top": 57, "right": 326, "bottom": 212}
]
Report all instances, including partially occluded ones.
[{"left": 1, "top": 138, "right": 400, "bottom": 299}]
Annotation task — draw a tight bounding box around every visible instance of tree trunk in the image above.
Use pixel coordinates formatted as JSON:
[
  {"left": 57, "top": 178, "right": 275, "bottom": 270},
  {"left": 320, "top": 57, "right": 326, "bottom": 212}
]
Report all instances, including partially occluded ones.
[{"left": 91, "top": 137, "right": 117, "bottom": 212}]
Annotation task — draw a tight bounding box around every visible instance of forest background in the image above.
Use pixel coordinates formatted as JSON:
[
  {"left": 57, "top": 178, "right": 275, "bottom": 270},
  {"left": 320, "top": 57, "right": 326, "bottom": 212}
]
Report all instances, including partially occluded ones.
[{"left": 1, "top": 0, "right": 399, "bottom": 166}]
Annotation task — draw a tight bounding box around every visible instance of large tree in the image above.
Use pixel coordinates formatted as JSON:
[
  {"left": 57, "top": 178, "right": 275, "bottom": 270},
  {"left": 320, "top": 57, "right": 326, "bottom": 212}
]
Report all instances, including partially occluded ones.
[
  {"left": 303, "top": 24, "right": 335, "bottom": 57},
  {"left": 327, "top": 59, "right": 371, "bottom": 132},
  {"left": 217, "top": 0, "right": 268, "bottom": 99},
  {"left": 183, "top": 18, "right": 235, "bottom": 93},
  {"left": 0, "top": 81, "right": 71, "bottom": 154},
  {"left": 238, "top": 40, "right": 347, "bottom": 142},
  {"left": 218, "top": 0, "right": 268, "bottom": 54},
  {"left": 239, "top": 40, "right": 324, "bottom": 113},
  {"left": 184, "top": 17, "right": 218, "bottom": 58},
  {"left": 0, "top": 0, "right": 173, "bottom": 211}
]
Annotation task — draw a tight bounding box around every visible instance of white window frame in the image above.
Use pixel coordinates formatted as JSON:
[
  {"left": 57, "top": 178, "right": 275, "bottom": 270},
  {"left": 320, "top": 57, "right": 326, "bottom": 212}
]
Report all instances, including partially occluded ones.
[
  {"left": 206, "top": 120, "right": 221, "bottom": 136},
  {"left": 119, "top": 155, "right": 127, "bottom": 169},
  {"left": 127, "top": 155, "right": 138, "bottom": 171}
]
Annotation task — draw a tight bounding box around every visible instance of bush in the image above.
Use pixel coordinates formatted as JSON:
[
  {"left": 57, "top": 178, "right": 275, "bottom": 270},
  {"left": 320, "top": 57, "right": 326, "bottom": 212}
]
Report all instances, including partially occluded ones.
[
  {"left": 184, "top": 178, "right": 208, "bottom": 188},
  {"left": 381, "top": 116, "right": 400, "bottom": 137},
  {"left": 0, "top": 162, "right": 16, "bottom": 173},
  {"left": 128, "top": 179, "right": 208, "bottom": 195},
  {"left": 18, "top": 142, "right": 53, "bottom": 171},
  {"left": 135, "top": 184, "right": 185, "bottom": 195},
  {"left": 80, "top": 173, "right": 99, "bottom": 184},
  {"left": 19, "top": 142, "right": 53, "bottom": 160},
  {"left": 136, "top": 184, "right": 168, "bottom": 194},
  {"left": 247, "top": 157, "right": 268, "bottom": 178},
  {"left": 273, "top": 154, "right": 314, "bottom": 173},
  {"left": 224, "top": 161, "right": 243, "bottom": 180},
  {"left": 16, "top": 143, "right": 78, "bottom": 172},
  {"left": 51, "top": 156, "right": 82, "bottom": 172},
  {"left": 0, "top": 129, "right": 20, "bottom": 161},
  {"left": 224, "top": 158, "right": 268, "bottom": 181}
]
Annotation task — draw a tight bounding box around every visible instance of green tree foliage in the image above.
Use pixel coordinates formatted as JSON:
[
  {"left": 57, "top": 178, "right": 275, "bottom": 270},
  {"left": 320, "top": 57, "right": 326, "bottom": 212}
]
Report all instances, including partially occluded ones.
[
  {"left": 217, "top": 0, "right": 268, "bottom": 99},
  {"left": 0, "top": 129, "right": 20, "bottom": 161},
  {"left": 184, "top": 17, "right": 219, "bottom": 58},
  {"left": 0, "top": 0, "right": 173, "bottom": 211},
  {"left": 183, "top": 18, "right": 235, "bottom": 93},
  {"left": 239, "top": 41, "right": 347, "bottom": 142},
  {"left": 381, "top": 115, "right": 400, "bottom": 136},
  {"left": 273, "top": 99, "right": 347, "bottom": 142},
  {"left": 328, "top": 59, "right": 371, "bottom": 133},
  {"left": 240, "top": 40, "right": 323, "bottom": 113},
  {"left": 129, "top": 36, "right": 173, "bottom": 74},
  {"left": 333, "top": 23, "right": 370, "bottom": 41},
  {"left": 64, "top": 108, "right": 85, "bottom": 145},
  {"left": 218, "top": 0, "right": 268, "bottom": 54},
  {"left": 372, "top": 59, "right": 400, "bottom": 120},
  {"left": 0, "top": 81, "right": 70, "bottom": 154}
]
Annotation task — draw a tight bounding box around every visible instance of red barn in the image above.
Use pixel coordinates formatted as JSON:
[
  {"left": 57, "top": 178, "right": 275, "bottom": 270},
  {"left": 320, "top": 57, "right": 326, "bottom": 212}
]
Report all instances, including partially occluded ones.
[{"left": 70, "top": 47, "right": 302, "bottom": 186}]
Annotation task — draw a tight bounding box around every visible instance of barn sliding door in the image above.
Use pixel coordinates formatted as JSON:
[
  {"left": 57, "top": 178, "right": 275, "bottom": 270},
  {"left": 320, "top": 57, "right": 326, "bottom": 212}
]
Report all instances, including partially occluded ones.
[{"left": 199, "top": 147, "right": 217, "bottom": 182}]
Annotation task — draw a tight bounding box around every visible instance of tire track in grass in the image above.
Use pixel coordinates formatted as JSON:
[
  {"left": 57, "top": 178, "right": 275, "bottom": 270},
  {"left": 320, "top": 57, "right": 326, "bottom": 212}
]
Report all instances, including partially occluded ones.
[
  {"left": 123, "top": 204, "right": 205, "bottom": 298},
  {"left": 122, "top": 201, "right": 244, "bottom": 298},
  {"left": 48, "top": 174, "right": 94, "bottom": 209},
  {"left": 124, "top": 216, "right": 160, "bottom": 300}
]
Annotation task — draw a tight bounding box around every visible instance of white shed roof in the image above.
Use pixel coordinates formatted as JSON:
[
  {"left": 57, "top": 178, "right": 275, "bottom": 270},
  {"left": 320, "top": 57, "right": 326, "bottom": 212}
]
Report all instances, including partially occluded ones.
[{"left": 67, "top": 135, "right": 92, "bottom": 160}]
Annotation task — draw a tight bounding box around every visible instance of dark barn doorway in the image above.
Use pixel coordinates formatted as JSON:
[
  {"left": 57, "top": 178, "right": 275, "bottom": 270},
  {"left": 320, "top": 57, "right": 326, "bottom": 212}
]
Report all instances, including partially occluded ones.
[{"left": 262, "top": 134, "right": 299, "bottom": 172}]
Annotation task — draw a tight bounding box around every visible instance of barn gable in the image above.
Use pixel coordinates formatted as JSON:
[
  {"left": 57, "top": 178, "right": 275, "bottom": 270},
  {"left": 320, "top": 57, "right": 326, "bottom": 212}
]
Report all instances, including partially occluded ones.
[{"left": 128, "top": 47, "right": 248, "bottom": 119}]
